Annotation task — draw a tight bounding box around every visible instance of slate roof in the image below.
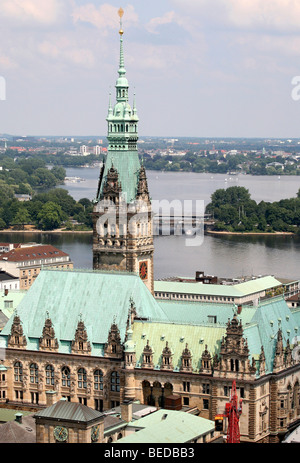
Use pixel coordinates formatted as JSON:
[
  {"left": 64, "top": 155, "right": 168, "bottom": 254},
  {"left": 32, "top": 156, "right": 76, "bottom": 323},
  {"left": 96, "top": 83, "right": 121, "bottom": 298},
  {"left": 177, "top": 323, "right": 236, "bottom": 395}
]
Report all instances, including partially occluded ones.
[
  {"left": 0, "top": 271, "right": 18, "bottom": 281},
  {"left": 0, "top": 414, "right": 36, "bottom": 443},
  {"left": 34, "top": 399, "right": 103, "bottom": 424}
]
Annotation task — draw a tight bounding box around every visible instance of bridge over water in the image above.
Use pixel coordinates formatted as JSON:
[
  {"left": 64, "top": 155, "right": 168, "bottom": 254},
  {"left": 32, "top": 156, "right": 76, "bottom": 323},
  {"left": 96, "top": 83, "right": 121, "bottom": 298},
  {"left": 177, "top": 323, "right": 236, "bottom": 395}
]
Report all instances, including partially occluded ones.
[{"left": 152, "top": 214, "right": 215, "bottom": 235}]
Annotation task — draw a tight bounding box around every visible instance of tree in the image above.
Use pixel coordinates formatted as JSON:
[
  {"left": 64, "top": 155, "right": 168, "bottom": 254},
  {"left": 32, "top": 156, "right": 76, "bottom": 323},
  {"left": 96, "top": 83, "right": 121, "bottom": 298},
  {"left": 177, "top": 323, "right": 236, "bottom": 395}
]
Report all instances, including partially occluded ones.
[
  {"left": 30, "top": 168, "right": 58, "bottom": 188},
  {"left": 11, "top": 207, "right": 31, "bottom": 230},
  {"left": 37, "top": 201, "right": 63, "bottom": 230}
]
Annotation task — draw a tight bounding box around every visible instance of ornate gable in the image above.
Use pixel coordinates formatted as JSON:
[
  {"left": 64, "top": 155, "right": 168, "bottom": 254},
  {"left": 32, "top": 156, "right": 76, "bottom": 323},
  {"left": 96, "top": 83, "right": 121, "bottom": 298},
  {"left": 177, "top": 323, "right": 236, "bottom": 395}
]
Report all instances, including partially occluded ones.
[
  {"left": 161, "top": 341, "right": 173, "bottom": 370},
  {"left": 102, "top": 166, "right": 122, "bottom": 202},
  {"left": 104, "top": 320, "right": 123, "bottom": 358},
  {"left": 136, "top": 165, "right": 150, "bottom": 202},
  {"left": 180, "top": 343, "right": 193, "bottom": 372},
  {"left": 39, "top": 314, "right": 59, "bottom": 351},
  {"left": 200, "top": 344, "right": 212, "bottom": 374},
  {"left": 215, "top": 314, "right": 255, "bottom": 378},
  {"left": 141, "top": 340, "right": 154, "bottom": 369},
  {"left": 273, "top": 328, "right": 285, "bottom": 373},
  {"left": 7, "top": 314, "right": 27, "bottom": 349},
  {"left": 71, "top": 317, "right": 91, "bottom": 355}
]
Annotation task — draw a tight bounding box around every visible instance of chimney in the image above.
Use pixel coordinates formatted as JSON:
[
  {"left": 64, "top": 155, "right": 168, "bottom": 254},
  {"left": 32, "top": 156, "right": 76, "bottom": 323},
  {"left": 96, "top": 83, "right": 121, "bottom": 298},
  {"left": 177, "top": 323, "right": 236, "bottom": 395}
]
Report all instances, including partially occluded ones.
[
  {"left": 237, "top": 305, "right": 242, "bottom": 314},
  {"left": 121, "top": 400, "right": 133, "bottom": 423},
  {"left": 46, "top": 390, "right": 58, "bottom": 407},
  {"left": 15, "top": 413, "right": 23, "bottom": 424}
]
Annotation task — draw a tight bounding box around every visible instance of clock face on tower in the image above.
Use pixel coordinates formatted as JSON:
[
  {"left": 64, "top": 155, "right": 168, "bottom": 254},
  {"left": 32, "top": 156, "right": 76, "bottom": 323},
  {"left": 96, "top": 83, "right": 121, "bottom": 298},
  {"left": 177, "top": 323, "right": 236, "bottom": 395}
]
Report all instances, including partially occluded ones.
[
  {"left": 139, "top": 261, "right": 148, "bottom": 280},
  {"left": 91, "top": 424, "right": 100, "bottom": 442},
  {"left": 53, "top": 425, "right": 68, "bottom": 442}
]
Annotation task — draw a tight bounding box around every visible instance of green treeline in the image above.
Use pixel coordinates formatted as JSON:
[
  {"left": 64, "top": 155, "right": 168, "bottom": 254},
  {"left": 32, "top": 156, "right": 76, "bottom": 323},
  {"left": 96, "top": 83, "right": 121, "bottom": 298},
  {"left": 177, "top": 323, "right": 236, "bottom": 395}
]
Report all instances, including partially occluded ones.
[
  {"left": 206, "top": 186, "right": 300, "bottom": 234},
  {"left": 142, "top": 151, "right": 300, "bottom": 175},
  {"left": 0, "top": 154, "right": 94, "bottom": 231},
  {"left": 0, "top": 156, "right": 66, "bottom": 196},
  {"left": 0, "top": 188, "right": 93, "bottom": 231}
]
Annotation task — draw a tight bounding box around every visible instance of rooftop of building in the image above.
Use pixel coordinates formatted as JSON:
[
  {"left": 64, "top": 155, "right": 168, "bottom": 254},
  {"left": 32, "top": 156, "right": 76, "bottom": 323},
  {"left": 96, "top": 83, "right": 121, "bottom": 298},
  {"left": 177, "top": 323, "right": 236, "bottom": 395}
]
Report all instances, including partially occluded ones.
[
  {"left": 0, "top": 289, "right": 27, "bottom": 324},
  {"left": 0, "top": 271, "right": 18, "bottom": 281},
  {"left": 132, "top": 296, "right": 300, "bottom": 376},
  {"left": 154, "top": 275, "right": 282, "bottom": 297},
  {"left": 116, "top": 409, "right": 215, "bottom": 444},
  {"left": 0, "top": 269, "right": 298, "bottom": 376},
  {"left": 0, "top": 268, "right": 169, "bottom": 354},
  {"left": 34, "top": 398, "right": 103, "bottom": 424},
  {"left": 0, "top": 413, "right": 36, "bottom": 443},
  {"left": 0, "top": 244, "right": 69, "bottom": 263}
]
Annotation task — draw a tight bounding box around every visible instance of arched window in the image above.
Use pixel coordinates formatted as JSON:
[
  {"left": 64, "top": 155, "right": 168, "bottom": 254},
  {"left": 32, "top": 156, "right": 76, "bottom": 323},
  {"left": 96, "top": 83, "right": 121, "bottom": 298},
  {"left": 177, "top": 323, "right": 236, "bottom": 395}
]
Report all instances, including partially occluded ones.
[
  {"left": 230, "top": 359, "right": 239, "bottom": 372},
  {"left": 30, "top": 363, "right": 38, "bottom": 384},
  {"left": 14, "top": 361, "right": 23, "bottom": 382},
  {"left": 78, "top": 368, "right": 87, "bottom": 389},
  {"left": 61, "top": 366, "right": 70, "bottom": 387},
  {"left": 111, "top": 371, "right": 120, "bottom": 392},
  {"left": 94, "top": 370, "right": 104, "bottom": 391},
  {"left": 45, "top": 364, "right": 54, "bottom": 386}
]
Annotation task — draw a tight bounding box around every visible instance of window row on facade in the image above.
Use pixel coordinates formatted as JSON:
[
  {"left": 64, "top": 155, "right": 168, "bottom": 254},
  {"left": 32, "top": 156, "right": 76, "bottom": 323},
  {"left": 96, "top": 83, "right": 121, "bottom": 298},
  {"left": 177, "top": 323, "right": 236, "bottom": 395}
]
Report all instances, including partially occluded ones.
[{"left": 12, "top": 362, "right": 120, "bottom": 392}]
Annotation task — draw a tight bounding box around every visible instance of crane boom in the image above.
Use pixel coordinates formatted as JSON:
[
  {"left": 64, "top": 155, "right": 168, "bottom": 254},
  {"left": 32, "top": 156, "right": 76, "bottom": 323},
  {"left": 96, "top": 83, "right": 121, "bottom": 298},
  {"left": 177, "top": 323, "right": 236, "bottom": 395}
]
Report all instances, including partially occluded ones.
[{"left": 215, "top": 380, "right": 243, "bottom": 443}]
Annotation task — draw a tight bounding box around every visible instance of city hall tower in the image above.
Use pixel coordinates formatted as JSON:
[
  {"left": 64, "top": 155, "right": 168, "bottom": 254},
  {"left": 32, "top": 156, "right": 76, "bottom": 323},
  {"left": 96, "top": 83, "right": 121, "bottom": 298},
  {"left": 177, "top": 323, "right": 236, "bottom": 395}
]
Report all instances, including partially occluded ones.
[{"left": 92, "top": 9, "right": 154, "bottom": 294}]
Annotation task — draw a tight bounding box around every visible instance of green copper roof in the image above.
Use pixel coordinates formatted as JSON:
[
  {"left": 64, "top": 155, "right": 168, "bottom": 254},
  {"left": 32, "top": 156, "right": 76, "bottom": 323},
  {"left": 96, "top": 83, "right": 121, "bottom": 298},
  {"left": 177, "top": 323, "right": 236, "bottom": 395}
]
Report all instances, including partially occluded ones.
[
  {"left": 0, "top": 269, "right": 169, "bottom": 355},
  {"left": 133, "top": 296, "right": 298, "bottom": 375},
  {"left": 158, "top": 300, "right": 256, "bottom": 326},
  {"left": 154, "top": 276, "right": 282, "bottom": 298},
  {"left": 132, "top": 319, "right": 226, "bottom": 372},
  {"left": 97, "top": 150, "right": 141, "bottom": 203},
  {"left": 117, "top": 409, "right": 215, "bottom": 443},
  {"left": 243, "top": 296, "right": 300, "bottom": 373}
]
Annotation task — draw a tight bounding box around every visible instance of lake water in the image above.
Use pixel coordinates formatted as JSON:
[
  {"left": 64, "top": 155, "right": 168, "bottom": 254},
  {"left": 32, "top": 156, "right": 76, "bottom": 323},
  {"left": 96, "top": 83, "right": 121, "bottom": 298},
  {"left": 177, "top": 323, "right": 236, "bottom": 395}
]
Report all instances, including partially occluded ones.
[{"left": 1, "top": 168, "right": 299, "bottom": 281}]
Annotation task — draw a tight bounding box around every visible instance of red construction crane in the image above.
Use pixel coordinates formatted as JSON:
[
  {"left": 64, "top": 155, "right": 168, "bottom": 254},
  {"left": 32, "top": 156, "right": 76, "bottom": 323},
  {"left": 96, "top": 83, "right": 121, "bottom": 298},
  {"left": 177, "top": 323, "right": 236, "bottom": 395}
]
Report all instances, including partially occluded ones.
[{"left": 215, "top": 380, "right": 243, "bottom": 443}]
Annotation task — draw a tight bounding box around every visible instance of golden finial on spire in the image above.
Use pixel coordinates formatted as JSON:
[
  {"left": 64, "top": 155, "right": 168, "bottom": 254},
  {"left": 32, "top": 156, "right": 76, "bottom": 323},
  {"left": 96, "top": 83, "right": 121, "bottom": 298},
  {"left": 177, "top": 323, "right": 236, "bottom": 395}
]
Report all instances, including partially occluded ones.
[{"left": 118, "top": 7, "right": 124, "bottom": 35}]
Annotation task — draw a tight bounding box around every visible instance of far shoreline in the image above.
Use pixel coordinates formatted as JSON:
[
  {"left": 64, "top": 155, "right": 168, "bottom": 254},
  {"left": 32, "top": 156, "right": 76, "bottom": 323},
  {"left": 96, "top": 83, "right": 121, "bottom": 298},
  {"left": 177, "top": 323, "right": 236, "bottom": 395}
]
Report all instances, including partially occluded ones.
[
  {"left": 0, "top": 228, "right": 93, "bottom": 234},
  {"left": 0, "top": 228, "right": 296, "bottom": 237},
  {"left": 206, "top": 230, "right": 295, "bottom": 236}
]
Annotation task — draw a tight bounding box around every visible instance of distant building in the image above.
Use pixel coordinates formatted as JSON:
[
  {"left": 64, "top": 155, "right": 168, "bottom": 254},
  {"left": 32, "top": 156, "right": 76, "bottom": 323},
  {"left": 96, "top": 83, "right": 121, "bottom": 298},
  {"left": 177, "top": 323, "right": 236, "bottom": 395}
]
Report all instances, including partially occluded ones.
[
  {"left": 0, "top": 271, "right": 19, "bottom": 291},
  {"left": 0, "top": 244, "right": 73, "bottom": 290},
  {"left": 0, "top": 243, "right": 20, "bottom": 253},
  {"left": 80, "top": 145, "right": 89, "bottom": 156},
  {"left": 0, "top": 289, "right": 26, "bottom": 328},
  {"left": 286, "top": 293, "right": 300, "bottom": 309},
  {"left": 14, "top": 194, "right": 32, "bottom": 202},
  {"left": 154, "top": 275, "right": 283, "bottom": 306}
]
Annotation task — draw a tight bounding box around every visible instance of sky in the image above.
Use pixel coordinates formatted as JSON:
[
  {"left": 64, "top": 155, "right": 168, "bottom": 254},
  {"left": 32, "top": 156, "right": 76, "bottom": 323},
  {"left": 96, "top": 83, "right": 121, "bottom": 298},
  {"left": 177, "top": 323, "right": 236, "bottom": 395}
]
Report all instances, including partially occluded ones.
[{"left": 1, "top": 0, "right": 300, "bottom": 138}]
